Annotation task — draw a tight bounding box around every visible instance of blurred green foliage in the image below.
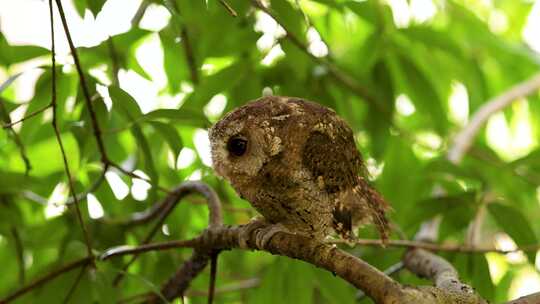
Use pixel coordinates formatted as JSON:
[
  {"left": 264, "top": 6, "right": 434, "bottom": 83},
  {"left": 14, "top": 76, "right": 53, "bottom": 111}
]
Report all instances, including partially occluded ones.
[{"left": 1, "top": 0, "right": 540, "bottom": 303}]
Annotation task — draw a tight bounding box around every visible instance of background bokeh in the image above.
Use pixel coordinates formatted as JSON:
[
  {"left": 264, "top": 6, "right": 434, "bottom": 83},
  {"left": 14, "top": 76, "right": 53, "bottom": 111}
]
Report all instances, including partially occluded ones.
[{"left": 1, "top": 0, "right": 539, "bottom": 303}]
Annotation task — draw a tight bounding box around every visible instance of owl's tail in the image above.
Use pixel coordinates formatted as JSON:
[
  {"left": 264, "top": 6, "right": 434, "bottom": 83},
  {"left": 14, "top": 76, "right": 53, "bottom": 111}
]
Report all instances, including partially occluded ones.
[{"left": 357, "top": 177, "right": 391, "bottom": 243}]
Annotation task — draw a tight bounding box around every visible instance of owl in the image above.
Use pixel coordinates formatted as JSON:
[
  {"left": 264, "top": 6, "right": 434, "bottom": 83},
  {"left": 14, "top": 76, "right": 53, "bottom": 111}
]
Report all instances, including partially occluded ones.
[{"left": 209, "top": 96, "right": 390, "bottom": 241}]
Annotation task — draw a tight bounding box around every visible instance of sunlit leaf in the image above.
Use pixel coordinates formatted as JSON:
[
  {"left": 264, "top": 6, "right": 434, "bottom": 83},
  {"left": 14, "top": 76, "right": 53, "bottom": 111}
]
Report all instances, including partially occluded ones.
[
  {"left": 147, "top": 121, "right": 183, "bottom": 163},
  {"left": 488, "top": 203, "right": 538, "bottom": 263}
]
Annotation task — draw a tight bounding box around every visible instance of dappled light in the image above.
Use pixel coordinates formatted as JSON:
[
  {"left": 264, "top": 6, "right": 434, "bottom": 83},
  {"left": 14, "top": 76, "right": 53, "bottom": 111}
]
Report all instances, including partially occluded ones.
[{"left": 1, "top": 0, "right": 540, "bottom": 303}]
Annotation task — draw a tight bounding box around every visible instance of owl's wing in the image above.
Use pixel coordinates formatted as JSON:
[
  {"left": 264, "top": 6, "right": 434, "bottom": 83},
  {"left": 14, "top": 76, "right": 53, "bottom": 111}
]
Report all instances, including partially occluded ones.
[{"left": 302, "top": 124, "right": 390, "bottom": 240}]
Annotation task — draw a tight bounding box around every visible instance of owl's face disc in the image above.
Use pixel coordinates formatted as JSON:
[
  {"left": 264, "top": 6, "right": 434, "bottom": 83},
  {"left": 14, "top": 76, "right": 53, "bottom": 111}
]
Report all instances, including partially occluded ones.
[{"left": 208, "top": 97, "right": 287, "bottom": 188}]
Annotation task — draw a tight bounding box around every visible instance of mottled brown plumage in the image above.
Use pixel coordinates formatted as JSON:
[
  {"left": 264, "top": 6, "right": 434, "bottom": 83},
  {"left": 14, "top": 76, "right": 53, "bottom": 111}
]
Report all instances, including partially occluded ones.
[{"left": 209, "top": 96, "right": 390, "bottom": 241}]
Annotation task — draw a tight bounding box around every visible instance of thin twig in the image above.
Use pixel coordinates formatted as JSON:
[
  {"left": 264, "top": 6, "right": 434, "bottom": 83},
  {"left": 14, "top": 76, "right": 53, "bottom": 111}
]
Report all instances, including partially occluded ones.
[
  {"left": 448, "top": 72, "right": 540, "bottom": 164},
  {"left": 131, "top": 0, "right": 150, "bottom": 27},
  {"left": 109, "top": 162, "right": 170, "bottom": 193},
  {"left": 0, "top": 100, "right": 32, "bottom": 174},
  {"left": 329, "top": 238, "right": 540, "bottom": 254},
  {"left": 55, "top": 0, "right": 109, "bottom": 163},
  {"left": 181, "top": 27, "right": 198, "bottom": 85},
  {"left": 218, "top": 0, "right": 238, "bottom": 17},
  {"left": 112, "top": 181, "right": 222, "bottom": 285},
  {"left": 49, "top": 0, "right": 94, "bottom": 260},
  {"left": 106, "top": 36, "right": 120, "bottom": 85},
  {"left": 164, "top": 1, "right": 199, "bottom": 85},
  {"left": 1, "top": 105, "right": 50, "bottom": 129},
  {"left": 113, "top": 164, "right": 169, "bottom": 193},
  {"left": 10, "top": 227, "right": 25, "bottom": 285},
  {"left": 100, "top": 239, "right": 200, "bottom": 260},
  {"left": 61, "top": 264, "right": 87, "bottom": 304},
  {"left": 208, "top": 252, "right": 218, "bottom": 304},
  {"left": 251, "top": 0, "right": 381, "bottom": 111},
  {"left": 185, "top": 278, "right": 260, "bottom": 297},
  {"left": 66, "top": 164, "right": 109, "bottom": 204},
  {"left": 20, "top": 165, "right": 108, "bottom": 207},
  {"left": 113, "top": 181, "right": 222, "bottom": 227},
  {"left": 0, "top": 257, "right": 92, "bottom": 303}
]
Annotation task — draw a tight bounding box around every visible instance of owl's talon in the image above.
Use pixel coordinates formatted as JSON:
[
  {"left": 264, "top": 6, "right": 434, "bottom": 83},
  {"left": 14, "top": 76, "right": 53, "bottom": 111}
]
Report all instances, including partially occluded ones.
[
  {"left": 239, "top": 217, "right": 270, "bottom": 249},
  {"left": 254, "top": 223, "right": 289, "bottom": 249},
  {"left": 239, "top": 218, "right": 291, "bottom": 249}
]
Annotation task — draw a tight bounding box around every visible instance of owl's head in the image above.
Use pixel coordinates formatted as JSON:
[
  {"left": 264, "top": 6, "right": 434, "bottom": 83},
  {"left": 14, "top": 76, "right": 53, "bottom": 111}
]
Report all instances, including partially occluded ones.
[{"left": 208, "top": 96, "right": 289, "bottom": 187}]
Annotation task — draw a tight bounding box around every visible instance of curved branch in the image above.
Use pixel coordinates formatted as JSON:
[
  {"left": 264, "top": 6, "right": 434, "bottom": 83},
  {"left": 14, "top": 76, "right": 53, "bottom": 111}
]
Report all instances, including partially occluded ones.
[
  {"left": 448, "top": 72, "right": 540, "bottom": 164},
  {"left": 404, "top": 248, "right": 475, "bottom": 296},
  {"left": 101, "top": 224, "right": 490, "bottom": 304},
  {"left": 506, "top": 292, "right": 540, "bottom": 304},
  {"left": 102, "top": 225, "right": 402, "bottom": 303},
  {"left": 112, "top": 181, "right": 222, "bottom": 228},
  {"left": 112, "top": 181, "right": 223, "bottom": 286}
]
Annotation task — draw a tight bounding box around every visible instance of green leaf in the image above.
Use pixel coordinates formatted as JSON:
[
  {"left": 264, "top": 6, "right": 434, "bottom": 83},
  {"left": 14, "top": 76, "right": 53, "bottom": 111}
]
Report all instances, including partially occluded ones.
[
  {"left": 159, "top": 27, "right": 189, "bottom": 93},
  {"left": 411, "top": 191, "right": 478, "bottom": 235},
  {"left": 488, "top": 203, "right": 538, "bottom": 263},
  {"left": 378, "top": 137, "right": 426, "bottom": 226},
  {"left": 248, "top": 257, "right": 314, "bottom": 304},
  {"left": 344, "top": 0, "right": 379, "bottom": 25},
  {"left": 141, "top": 108, "right": 210, "bottom": 127},
  {"left": 183, "top": 61, "right": 248, "bottom": 110},
  {"left": 86, "top": 0, "right": 107, "bottom": 16},
  {"left": 73, "top": 0, "right": 87, "bottom": 17},
  {"left": 147, "top": 121, "right": 183, "bottom": 163},
  {"left": 130, "top": 124, "right": 158, "bottom": 183},
  {"left": 0, "top": 34, "right": 49, "bottom": 66},
  {"left": 72, "top": 0, "right": 107, "bottom": 17},
  {"left": 389, "top": 53, "right": 447, "bottom": 134},
  {"left": 108, "top": 85, "right": 143, "bottom": 121},
  {"left": 270, "top": 0, "right": 307, "bottom": 42},
  {"left": 471, "top": 254, "right": 494, "bottom": 301},
  {"left": 315, "top": 267, "right": 356, "bottom": 303}
]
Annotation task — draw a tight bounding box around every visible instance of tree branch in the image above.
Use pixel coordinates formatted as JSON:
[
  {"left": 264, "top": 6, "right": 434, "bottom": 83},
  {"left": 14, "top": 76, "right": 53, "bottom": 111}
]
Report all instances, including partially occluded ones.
[
  {"left": 54, "top": 0, "right": 109, "bottom": 163},
  {"left": 61, "top": 264, "right": 87, "bottom": 304},
  {"left": 49, "top": 0, "right": 94, "bottom": 260},
  {"left": 506, "top": 292, "right": 540, "bottom": 304},
  {"left": 330, "top": 238, "right": 540, "bottom": 254},
  {"left": 112, "top": 181, "right": 223, "bottom": 285},
  {"left": 102, "top": 224, "right": 490, "bottom": 304},
  {"left": 185, "top": 278, "right": 260, "bottom": 297},
  {"left": 251, "top": 0, "right": 383, "bottom": 112},
  {"left": 448, "top": 72, "right": 540, "bottom": 164},
  {"left": 1, "top": 104, "right": 50, "bottom": 129},
  {"left": 10, "top": 227, "right": 25, "bottom": 285},
  {"left": 111, "top": 181, "right": 222, "bottom": 227},
  {"left": 403, "top": 248, "right": 483, "bottom": 303},
  {"left": 131, "top": 0, "right": 150, "bottom": 28},
  {"left": 0, "top": 99, "right": 32, "bottom": 174},
  {"left": 218, "top": 0, "right": 238, "bottom": 17},
  {"left": 0, "top": 257, "right": 92, "bottom": 304},
  {"left": 181, "top": 26, "right": 198, "bottom": 85}
]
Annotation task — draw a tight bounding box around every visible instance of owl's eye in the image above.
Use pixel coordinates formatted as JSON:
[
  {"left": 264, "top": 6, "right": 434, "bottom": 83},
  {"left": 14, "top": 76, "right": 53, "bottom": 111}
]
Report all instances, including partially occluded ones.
[{"left": 227, "top": 136, "right": 248, "bottom": 156}]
